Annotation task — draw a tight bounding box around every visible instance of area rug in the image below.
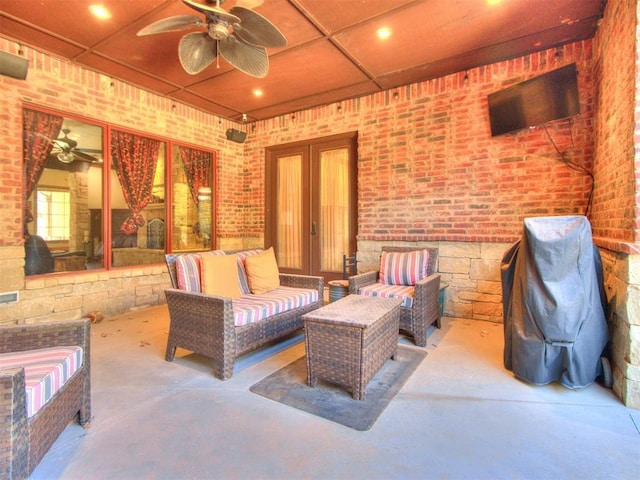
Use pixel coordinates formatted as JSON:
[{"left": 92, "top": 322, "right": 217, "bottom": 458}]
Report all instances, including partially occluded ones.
[{"left": 249, "top": 346, "right": 426, "bottom": 431}]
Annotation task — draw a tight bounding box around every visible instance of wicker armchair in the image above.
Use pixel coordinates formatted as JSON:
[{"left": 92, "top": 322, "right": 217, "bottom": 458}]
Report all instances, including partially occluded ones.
[
  {"left": 349, "top": 247, "right": 441, "bottom": 347},
  {"left": 0, "top": 319, "right": 91, "bottom": 479}
]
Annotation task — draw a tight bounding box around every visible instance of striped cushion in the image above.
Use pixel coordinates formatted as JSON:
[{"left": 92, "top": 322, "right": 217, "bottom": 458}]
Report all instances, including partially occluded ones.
[
  {"left": 175, "top": 254, "right": 202, "bottom": 292},
  {"left": 232, "top": 286, "right": 318, "bottom": 326},
  {"left": 175, "top": 250, "right": 226, "bottom": 293},
  {"left": 379, "top": 250, "right": 429, "bottom": 286},
  {"left": 358, "top": 283, "right": 415, "bottom": 308},
  {"left": 0, "top": 346, "right": 83, "bottom": 418},
  {"left": 234, "top": 249, "right": 264, "bottom": 294}
]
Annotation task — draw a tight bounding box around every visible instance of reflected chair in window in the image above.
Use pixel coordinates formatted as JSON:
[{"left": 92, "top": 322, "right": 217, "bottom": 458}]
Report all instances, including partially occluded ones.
[{"left": 24, "top": 233, "right": 54, "bottom": 275}]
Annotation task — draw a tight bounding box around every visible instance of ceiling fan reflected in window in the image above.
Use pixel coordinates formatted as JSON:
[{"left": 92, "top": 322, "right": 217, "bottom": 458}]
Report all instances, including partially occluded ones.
[
  {"left": 50, "top": 128, "right": 102, "bottom": 164},
  {"left": 136, "top": 0, "right": 286, "bottom": 78}
]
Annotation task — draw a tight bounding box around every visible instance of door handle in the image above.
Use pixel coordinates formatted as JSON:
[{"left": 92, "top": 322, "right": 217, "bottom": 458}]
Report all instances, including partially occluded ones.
[{"left": 311, "top": 222, "right": 317, "bottom": 236}]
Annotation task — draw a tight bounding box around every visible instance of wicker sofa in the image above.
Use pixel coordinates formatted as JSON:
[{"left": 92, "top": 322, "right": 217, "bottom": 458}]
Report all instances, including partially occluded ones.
[
  {"left": 164, "top": 250, "right": 324, "bottom": 380},
  {"left": 349, "top": 246, "right": 441, "bottom": 347},
  {"left": 0, "top": 319, "right": 91, "bottom": 479}
]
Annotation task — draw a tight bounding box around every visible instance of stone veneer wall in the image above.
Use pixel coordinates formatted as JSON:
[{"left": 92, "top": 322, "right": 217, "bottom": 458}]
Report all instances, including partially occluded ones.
[{"left": 356, "top": 241, "right": 511, "bottom": 321}]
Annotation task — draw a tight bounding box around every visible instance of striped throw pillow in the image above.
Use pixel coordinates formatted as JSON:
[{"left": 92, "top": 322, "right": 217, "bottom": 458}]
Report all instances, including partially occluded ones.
[
  {"left": 235, "top": 249, "right": 264, "bottom": 294},
  {"left": 175, "top": 254, "right": 203, "bottom": 292},
  {"left": 379, "top": 249, "right": 429, "bottom": 286}
]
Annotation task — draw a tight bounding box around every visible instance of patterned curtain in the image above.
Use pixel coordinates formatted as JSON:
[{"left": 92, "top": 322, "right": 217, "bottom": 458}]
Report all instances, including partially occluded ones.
[
  {"left": 23, "top": 109, "right": 63, "bottom": 226},
  {"left": 179, "top": 146, "right": 212, "bottom": 205},
  {"left": 111, "top": 131, "right": 161, "bottom": 235}
]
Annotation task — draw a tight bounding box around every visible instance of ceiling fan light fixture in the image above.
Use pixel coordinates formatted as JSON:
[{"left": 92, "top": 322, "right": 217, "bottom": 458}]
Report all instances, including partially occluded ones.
[
  {"left": 57, "top": 151, "right": 75, "bottom": 164},
  {"left": 208, "top": 22, "right": 230, "bottom": 40}
]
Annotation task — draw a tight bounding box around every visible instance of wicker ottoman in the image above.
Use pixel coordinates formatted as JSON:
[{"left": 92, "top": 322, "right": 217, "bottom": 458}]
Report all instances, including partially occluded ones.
[{"left": 302, "top": 294, "right": 402, "bottom": 400}]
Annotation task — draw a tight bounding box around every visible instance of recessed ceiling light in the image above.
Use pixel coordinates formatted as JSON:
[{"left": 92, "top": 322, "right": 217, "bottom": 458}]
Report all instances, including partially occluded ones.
[
  {"left": 376, "top": 27, "right": 392, "bottom": 40},
  {"left": 253, "top": 89, "right": 263, "bottom": 97},
  {"left": 89, "top": 5, "right": 112, "bottom": 20}
]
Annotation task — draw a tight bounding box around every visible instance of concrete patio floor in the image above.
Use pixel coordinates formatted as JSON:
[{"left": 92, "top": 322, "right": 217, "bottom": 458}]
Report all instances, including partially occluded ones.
[{"left": 31, "top": 304, "right": 640, "bottom": 480}]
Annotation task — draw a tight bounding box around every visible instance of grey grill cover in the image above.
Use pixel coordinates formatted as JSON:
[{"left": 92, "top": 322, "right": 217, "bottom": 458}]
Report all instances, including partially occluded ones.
[{"left": 501, "top": 216, "right": 608, "bottom": 388}]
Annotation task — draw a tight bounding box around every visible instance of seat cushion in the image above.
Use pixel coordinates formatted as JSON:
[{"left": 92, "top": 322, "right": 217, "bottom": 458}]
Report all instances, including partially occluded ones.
[
  {"left": 0, "top": 346, "right": 83, "bottom": 418},
  {"left": 379, "top": 249, "right": 429, "bottom": 286},
  {"left": 358, "top": 283, "right": 414, "bottom": 308},
  {"left": 232, "top": 286, "right": 319, "bottom": 326}
]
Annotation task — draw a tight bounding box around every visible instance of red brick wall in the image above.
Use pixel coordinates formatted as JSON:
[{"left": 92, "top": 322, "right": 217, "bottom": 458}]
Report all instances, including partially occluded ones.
[
  {"left": 0, "top": 38, "right": 608, "bottom": 250},
  {"left": 590, "top": 0, "right": 639, "bottom": 248},
  {"left": 247, "top": 43, "right": 596, "bottom": 244}
]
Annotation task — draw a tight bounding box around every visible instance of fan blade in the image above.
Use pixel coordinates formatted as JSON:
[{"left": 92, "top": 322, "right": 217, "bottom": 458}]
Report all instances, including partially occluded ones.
[
  {"left": 219, "top": 35, "right": 268, "bottom": 78},
  {"left": 73, "top": 150, "right": 101, "bottom": 163},
  {"left": 54, "top": 137, "right": 77, "bottom": 149},
  {"left": 137, "top": 15, "right": 203, "bottom": 36},
  {"left": 178, "top": 32, "right": 217, "bottom": 75},
  {"left": 182, "top": 0, "right": 240, "bottom": 24},
  {"left": 229, "top": 6, "right": 286, "bottom": 48}
]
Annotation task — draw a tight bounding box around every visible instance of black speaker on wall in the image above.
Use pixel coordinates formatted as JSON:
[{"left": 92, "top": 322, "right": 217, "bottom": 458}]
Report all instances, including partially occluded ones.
[
  {"left": 226, "top": 128, "right": 247, "bottom": 143},
  {"left": 0, "top": 51, "right": 29, "bottom": 80}
]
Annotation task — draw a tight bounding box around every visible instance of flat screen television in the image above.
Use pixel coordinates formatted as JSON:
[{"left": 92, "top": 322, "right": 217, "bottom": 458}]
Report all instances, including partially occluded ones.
[{"left": 488, "top": 63, "right": 580, "bottom": 137}]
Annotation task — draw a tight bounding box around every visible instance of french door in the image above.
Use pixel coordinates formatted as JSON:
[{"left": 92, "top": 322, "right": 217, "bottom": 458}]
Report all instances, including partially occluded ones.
[{"left": 265, "top": 132, "right": 357, "bottom": 283}]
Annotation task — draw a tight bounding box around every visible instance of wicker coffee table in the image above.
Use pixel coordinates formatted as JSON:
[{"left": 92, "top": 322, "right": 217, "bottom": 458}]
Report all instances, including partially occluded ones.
[{"left": 302, "top": 294, "right": 402, "bottom": 400}]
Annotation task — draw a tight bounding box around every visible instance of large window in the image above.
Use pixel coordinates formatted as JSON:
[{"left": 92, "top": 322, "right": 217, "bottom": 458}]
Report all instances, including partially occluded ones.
[
  {"left": 23, "top": 108, "right": 104, "bottom": 274},
  {"left": 22, "top": 106, "right": 216, "bottom": 275}
]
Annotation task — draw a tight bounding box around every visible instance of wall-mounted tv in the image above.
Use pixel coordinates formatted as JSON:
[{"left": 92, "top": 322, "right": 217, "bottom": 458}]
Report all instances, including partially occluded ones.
[{"left": 488, "top": 63, "right": 580, "bottom": 137}]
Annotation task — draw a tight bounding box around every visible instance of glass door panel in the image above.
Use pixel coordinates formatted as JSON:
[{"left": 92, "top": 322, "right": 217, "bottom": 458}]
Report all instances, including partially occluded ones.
[
  {"left": 276, "top": 154, "right": 303, "bottom": 269},
  {"left": 319, "top": 148, "right": 350, "bottom": 272}
]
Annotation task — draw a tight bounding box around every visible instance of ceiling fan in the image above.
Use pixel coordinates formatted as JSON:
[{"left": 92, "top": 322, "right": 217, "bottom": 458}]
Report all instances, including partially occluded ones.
[
  {"left": 50, "top": 129, "right": 101, "bottom": 164},
  {"left": 137, "top": 0, "right": 287, "bottom": 78}
]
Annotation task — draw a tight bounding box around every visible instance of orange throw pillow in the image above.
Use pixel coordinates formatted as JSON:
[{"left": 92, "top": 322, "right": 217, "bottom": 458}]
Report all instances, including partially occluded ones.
[
  {"left": 245, "top": 247, "right": 280, "bottom": 294},
  {"left": 200, "top": 253, "right": 242, "bottom": 299}
]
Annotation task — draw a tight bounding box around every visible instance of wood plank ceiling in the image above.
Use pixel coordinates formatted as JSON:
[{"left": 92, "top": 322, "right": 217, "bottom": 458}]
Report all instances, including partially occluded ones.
[{"left": 0, "top": 0, "right": 604, "bottom": 122}]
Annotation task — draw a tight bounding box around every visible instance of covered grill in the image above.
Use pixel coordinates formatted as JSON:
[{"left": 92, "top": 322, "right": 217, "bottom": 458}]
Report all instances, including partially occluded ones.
[{"left": 501, "top": 215, "right": 609, "bottom": 388}]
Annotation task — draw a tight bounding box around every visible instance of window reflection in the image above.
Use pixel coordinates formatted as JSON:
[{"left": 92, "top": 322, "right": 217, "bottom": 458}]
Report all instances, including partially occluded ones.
[
  {"left": 171, "top": 144, "right": 214, "bottom": 251},
  {"left": 23, "top": 109, "right": 104, "bottom": 275},
  {"left": 110, "top": 130, "right": 166, "bottom": 267}
]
